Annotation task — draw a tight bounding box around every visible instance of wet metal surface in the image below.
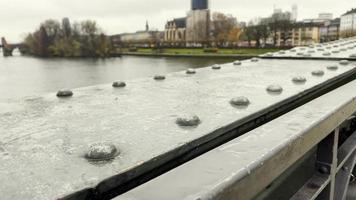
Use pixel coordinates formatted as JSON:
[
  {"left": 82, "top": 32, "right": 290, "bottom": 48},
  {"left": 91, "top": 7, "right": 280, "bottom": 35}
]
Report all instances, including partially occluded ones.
[
  {"left": 260, "top": 37, "right": 356, "bottom": 60},
  {"left": 0, "top": 59, "right": 355, "bottom": 199},
  {"left": 116, "top": 80, "right": 356, "bottom": 200}
]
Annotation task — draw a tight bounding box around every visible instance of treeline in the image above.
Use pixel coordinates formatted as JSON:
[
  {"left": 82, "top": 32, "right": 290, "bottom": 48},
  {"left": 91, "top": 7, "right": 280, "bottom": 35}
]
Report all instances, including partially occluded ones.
[
  {"left": 22, "top": 18, "right": 114, "bottom": 57},
  {"left": 243, "top": 13, "right": 294, "bottom": 47}
]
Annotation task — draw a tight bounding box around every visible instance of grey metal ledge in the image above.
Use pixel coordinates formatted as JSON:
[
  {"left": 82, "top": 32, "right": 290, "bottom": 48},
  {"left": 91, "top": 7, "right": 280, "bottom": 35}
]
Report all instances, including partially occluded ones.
[{"left": 116, "top": 80, "right": 356, "bottom": 200}]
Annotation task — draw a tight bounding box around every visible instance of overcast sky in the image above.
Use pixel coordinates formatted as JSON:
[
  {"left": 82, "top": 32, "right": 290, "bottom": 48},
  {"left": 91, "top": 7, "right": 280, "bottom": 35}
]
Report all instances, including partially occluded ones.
[{"left": 0, "top": 0, "right": 353, "bottom": 42}]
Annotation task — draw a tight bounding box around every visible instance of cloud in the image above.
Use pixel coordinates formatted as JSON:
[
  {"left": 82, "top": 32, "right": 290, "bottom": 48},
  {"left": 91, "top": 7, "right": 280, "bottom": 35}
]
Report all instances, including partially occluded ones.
[{"left": 0, "top": 0, "right": 353, "bottom": 41}]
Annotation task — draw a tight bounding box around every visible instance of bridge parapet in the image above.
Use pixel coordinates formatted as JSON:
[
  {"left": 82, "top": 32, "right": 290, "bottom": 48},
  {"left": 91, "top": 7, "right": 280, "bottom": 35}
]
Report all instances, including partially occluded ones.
[{"left": 0, "top": 38, "right": 356, "bottom": 200}]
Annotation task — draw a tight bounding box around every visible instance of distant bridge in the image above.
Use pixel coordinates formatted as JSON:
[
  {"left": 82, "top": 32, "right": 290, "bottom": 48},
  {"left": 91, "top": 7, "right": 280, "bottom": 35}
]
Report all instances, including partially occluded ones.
[{"left": 1, "top": 37, "right": 23, "bottom": 56}]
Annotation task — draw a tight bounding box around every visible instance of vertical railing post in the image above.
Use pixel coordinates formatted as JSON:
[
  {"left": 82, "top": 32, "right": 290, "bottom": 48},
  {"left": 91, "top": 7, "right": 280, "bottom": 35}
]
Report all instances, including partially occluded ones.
[{"left": 316, "top": 128, "right": 339, "bottom": 200}]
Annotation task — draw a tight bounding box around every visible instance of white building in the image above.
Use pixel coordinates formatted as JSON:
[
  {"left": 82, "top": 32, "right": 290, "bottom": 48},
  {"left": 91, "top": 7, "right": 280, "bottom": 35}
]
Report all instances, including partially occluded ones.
[
  {"left": 340, "top": 9, "right": 356, "bottom": 38},
  {"left": 318, "top": 13, "right": 333, "bottom": 20}
]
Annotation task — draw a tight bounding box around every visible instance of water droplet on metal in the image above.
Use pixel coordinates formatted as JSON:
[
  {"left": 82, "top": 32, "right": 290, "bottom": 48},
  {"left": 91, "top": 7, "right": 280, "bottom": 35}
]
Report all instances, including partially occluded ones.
[
  {"left": 339, "top": 60, "right": 349, "bottom": 65},
  {"left": 233, "top": 61, "right": 242, "bottom": 65},
  {"left": 85, "top": 143, "right": 119, "bottom": 161},
  {"left": 56, "top": 90, "right": 73, "bottom": 98},
  {"left": 327, "top": 65, "right": 338, "bottom": 71},
  {"left": 154, "top": 75, "right": 166, "bottom": 80},
  {"left": 212, "top": 65, "right": 221, "bottom": 70},
  {"left": 186, "top": 68, "right": 196, "bottom": 74},
  {"left": 266, "top": 85, "right": 283, "bottom": 94},
  {"left": 176, "top": 115, "right": 201, "bottom": 127},
  {"left": 112, "top": 81, "right": 126, "bottom": 88},
  {"left": 312, "top": 70, "right": 325, "bottom": 77},
  {"left": 230, "top": 97, "right": 250, "bottom": 107},
  {"left": 292, "top": 76, "right": 307, "bottom": 84}
]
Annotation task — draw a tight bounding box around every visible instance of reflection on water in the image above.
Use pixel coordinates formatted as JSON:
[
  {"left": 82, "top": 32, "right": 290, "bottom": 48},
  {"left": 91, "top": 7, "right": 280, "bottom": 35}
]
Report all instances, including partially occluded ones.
[{"left": 0, "top": 52, "right": 233, "bottom": 102}]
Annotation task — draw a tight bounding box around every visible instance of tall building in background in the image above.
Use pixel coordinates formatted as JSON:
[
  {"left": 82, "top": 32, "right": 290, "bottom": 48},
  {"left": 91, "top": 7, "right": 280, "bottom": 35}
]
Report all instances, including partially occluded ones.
[
  {"left": 186, "top": 0, "right": 210, "bottom": 45},
  {"left": 192, "top": 0, "right": 208, "bottom": 10},
  {"left": 291, "top": 4, "right": 298, "bottom": 21}
]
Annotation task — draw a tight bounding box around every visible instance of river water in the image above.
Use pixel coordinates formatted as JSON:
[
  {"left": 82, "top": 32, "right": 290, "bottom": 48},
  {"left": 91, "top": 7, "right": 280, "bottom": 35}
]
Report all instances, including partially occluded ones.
[{"left": 0, "top": 51, "right": 233, "bottom": 102}]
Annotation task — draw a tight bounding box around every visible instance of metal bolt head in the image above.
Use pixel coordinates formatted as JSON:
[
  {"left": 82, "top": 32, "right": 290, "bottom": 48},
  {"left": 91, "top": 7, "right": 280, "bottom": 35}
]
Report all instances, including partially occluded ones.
[
  {"left": 112, "top": 81, "right": 126, "bottom": 88},
  {"left": 85, "top": 143, "right": 119, "bottom": 161},
  {"left": 251, "top": 57, "right": 259, "bottom": 62},
  {"left": 230, "top": 97, "right": 250, "bottom": 107},
  {"left": 312, "top": 70, "right": 325, "bottom": 77},
  {"left": 56, "top": 90, "right": 73, "bottom": 98},
  {"left": 233, "top": 61, "right": 242, "bottom": 65},
  {"left": 266, "top": 85, "right": 283, "bottom": 94},
  {"left": 186, "top": 68, "right": 196, "bottom": 74},
  {"left": 339, "top": 60, "right": 349, "bottom": 65},
  {"left": 176, "top": 115, "right": 201, "bottom": 127},
  {"left": 292, "top": 76, "right": 307, "bottom": 84},
  {"left": 327, "top": 65, "right": 338, "bottom": 71},
  {"left": 212, "top": 65, "right": 221, "bottom": 70},
  {"left": 154, "top": 75, "right": 166, "bottom": 80}
]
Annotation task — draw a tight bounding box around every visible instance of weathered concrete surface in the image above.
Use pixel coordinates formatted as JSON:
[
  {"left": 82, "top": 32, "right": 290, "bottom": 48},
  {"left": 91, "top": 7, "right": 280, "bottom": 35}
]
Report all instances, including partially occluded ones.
[
  {"left": 261, "top": 37, "right": 356, "bottom": 60},
  {"left": 115, "top": 80, "right": 356, "bottom": 200},
  {"left": 0, "top": 59, "right": 355, "bottom": 199}
]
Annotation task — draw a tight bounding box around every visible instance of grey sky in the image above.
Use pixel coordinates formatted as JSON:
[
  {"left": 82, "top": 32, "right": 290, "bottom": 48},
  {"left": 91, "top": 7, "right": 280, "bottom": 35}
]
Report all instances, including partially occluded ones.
[{"left": 0, "top": 0, "right": 354, "bottom": 42}]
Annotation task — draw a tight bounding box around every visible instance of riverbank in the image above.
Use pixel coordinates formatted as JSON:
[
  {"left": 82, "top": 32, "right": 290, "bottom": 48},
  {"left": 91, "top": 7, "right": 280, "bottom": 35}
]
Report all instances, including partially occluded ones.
[{"left": 120, "top": 48, "right": 282, "bottom": 58}]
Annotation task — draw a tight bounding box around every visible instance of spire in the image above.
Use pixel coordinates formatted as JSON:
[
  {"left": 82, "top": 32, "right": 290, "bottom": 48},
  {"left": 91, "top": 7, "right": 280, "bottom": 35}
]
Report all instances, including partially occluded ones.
[{"left": 145, "top": 20, "right": 149, "bottom": 32}]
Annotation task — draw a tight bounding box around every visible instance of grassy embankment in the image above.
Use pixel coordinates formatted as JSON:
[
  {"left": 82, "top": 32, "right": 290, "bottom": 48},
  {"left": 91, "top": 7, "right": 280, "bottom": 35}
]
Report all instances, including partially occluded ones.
[{"left": 120, "top": 48, "right": 281, "bottom": 58}]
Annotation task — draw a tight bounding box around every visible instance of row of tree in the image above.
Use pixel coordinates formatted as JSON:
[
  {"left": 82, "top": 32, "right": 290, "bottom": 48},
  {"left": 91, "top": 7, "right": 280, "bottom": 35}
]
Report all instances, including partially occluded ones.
[
  {"left": 243, "top": 13, "right": 293, "bottom": 47},
  {"left": 23, "top": 18, "right": 114, "bottom": 57}
]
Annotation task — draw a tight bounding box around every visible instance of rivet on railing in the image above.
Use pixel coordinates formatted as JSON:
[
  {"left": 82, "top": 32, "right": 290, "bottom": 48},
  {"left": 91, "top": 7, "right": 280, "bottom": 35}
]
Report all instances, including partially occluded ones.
[
  {"left": 327, "top": 65, "right": 338, "bottom": 71},
  {"left": 233, "top": 61, "right": 242, "bottom": 65},
  {"left": 251, "top": 57, "right": 259, "bottom": 62},
  {"left": 339, "top": 60, "right": 349, "bottom": 65},
  {"left": 176, "top": 115, "right": 201, "bottom": 127},
  {"left": 212, "top": 65, "right": 221, "bottom": 70},
  {"left": 154, "top": 75, "right": 166, "bottom": 80},
  {"left": 230, "top": 97, "right": 250, "bottom": 107},
  {"left": 85, "top": 143, "right": 120, "bottom": 161},
  {"left": 112, "top": 81, "right": 126, "bottom": 88},
  {"left": 292, "top": 76, "right": 307, "bottom": 84},
  {"left": 56, "top": 90, "right": 73, "bottom": 98},
  {"left": 312, "top": 70, "right": 325, "bottom": 77},
  {"left": 186, "top": 68, "right": 196, "bottom": 74},
  {"left": 266, "top": 85, "right": 283, "bottom": 94}
]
